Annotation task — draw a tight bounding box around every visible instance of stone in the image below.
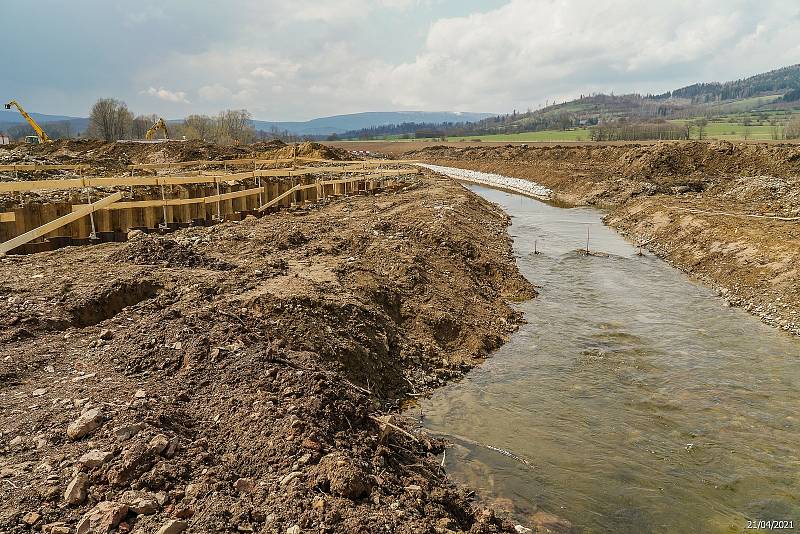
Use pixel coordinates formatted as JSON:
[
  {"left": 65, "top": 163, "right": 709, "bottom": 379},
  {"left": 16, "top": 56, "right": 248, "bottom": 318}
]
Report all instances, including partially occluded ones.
[
  {"left": 514, "top": 526, "right": 532, "bottom": 534},
  {"left": 32, "top": 388, "right": 48, "bottom": 397},
  {"left": 113, "top": 423, "right": 144, "bottom": 442},
  {"left": 316, "top": 453, "right": 372, "bottom": 499},
  {"left": 65, "top": 473, "right": 90, "bottom": 505},
  {"left": 121, "top": 491, "right": 159, "bottom": 515},
  {"left": 79, "top": 450, "right": 114, "bottom": 468},
  {"left": 127, "top": 229, "right": 144, "bottom": 240},
  {"left": 149, "top": 434, "right": 169, "bottom": 455},
  {"left": 99, "top": 329, "right": 114, "bottom": 341},
  {"left": 9, "top": 435, "right": 30, "bottom": 450},
  {"left": 279, "top": 471, "right": 301, "bottom": 486},
  {"left": 22, "top": 511, "right": 41, "bottom": 525},
  {"left": 133, "top": 389, "right": 146, "bottom": 399},
  {"left": 233, "top": 478, "right": 255, "bottom": 493},
  {"left": 42, "top": 523, "right": 68, "bottom": 534},
  {"left": 67, "top": 408, "right": 104, "bottom": 441},
  {"left": 286, "top": 526, "right": 301, "bottom": 534},
  {"left": 155, "top": 519, "right": 188, "bottom": 534},
  {"left": 76, "top": 501, "right": 128, "bottom": 534}
]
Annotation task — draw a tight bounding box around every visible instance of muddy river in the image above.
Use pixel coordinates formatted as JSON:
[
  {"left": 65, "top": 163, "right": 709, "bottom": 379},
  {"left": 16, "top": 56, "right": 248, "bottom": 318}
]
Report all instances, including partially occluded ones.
[{"left": 415, "top": 179, "right": 800, "bottom": 533}]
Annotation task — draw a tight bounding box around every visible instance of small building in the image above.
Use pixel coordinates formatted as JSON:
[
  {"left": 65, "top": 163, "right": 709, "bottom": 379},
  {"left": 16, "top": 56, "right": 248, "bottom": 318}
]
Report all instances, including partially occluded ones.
[{"left": 0, "top": 133, "right": 10, "bottom": 145}]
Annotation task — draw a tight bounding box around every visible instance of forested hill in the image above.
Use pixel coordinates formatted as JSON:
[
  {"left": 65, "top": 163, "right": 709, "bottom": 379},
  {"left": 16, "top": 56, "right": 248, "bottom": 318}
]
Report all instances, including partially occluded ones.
[{"left": 656, "top": 64, "right": 800, "bottom": 103}]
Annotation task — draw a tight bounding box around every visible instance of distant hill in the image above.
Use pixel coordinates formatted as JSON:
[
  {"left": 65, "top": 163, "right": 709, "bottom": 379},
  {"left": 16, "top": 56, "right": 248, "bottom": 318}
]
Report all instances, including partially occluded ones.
[
  {"left": 0, "top": 110, "right": 492, "bottom": 139},
  {"left": 252, "top": 111, "right": 494, "bottom": 136},
  {"left": 0, "top": 109, "right": 89, "bottom": 138},
  {"left": 488, "top": 65, "right": 800, "bottom": 131}
]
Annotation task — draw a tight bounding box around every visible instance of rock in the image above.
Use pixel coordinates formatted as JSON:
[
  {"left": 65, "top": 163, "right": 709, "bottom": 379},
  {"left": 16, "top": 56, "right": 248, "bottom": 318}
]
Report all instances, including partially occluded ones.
[
  {"left": 45, "top": 365, "right": 55, "bottom": 373},
  {"left": 149, "top": 434, "right": 169, "bottom": 455},
  {"left": 76, "top": 501, "right": 128, "bottom": 534},
  {"left": 133, "top": 389, "right": 146, "bottom": 399},
  {"left": 316, "top": 453, "right": 372, "bottom": 499},
  {"left": 279, "top": 471, "right": 301, "bottom": 486},
  {"left": 286, "top": 526, "right": 301, "bottom": 534},
  {"left": 234, "top": 477, "right": 255, "bottom": 493},
  {"left": 99, "top": 329, "right": 114, "bottom": 341},
  {"left": 515, "top": 526, "right": 533, "bottom": 534},
  {"left": 121, "top": 491, "right": 159, "bottom": 515},
  {"left": 67, "top": 408, "right": 104, "bottom": 441},
  {"left": 22, "top": 511, "right": 41, "bottom": 525},
  {"left": 32, "top": 388, "right": 48, "bottom": 397},
  {"left": 9, "top": 435, "right": 30, "bottom": 450},
  {"left": 530, "top": 511, "right": 573, "bottom": 533},
  {"left": 65, "top": 473, "right": 90, "bottom": 505},
  {"left": 79, "top": 450, "right": 114, "bottom": 468},
  {"left": 42, "top": 523, "right": 69, "bottom": 534},
  {"left": 113, "top": 423, "right": 144, "bottom": 442},
  {"left": 155, "top": 519, "right": 188, "bottom": 534},
  {"left": 127, "top": 229, "right": 144, "bottom": 240}
]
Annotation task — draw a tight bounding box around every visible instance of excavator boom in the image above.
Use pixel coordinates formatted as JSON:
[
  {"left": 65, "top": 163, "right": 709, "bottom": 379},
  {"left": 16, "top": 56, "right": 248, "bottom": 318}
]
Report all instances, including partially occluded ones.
[
  {"left": 4, "top": 100, "right": 51, "bottom": 144},
  {"left": 145, "top": 118, "right": 169, "bottom": 141}
]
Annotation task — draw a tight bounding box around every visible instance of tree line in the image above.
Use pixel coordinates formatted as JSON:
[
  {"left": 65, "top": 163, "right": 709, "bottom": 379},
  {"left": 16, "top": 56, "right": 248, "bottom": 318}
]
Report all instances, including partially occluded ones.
[{"left": 88, "top": 98, "right": 257, "bottom": 144}]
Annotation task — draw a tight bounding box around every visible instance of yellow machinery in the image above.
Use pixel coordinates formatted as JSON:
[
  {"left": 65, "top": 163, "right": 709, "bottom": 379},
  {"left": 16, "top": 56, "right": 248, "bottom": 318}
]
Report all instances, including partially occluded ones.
[
  {"left": 145, "top": 117, "right": 169, "bottom": 140},
  {"left": 4, "top": 100, "right": 52, "bottom": 144}
]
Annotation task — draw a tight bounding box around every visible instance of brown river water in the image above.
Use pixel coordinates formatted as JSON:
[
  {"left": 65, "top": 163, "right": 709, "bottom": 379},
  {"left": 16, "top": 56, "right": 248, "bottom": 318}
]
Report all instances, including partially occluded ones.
[{"left": 414, "top": 183, "right": 800, "bottom": 533}]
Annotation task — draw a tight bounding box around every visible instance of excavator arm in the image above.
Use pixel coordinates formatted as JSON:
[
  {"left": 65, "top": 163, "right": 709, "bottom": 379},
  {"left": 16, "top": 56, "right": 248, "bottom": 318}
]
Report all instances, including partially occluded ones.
[
  {"left": 145, "top": 118, "right": 169, "bottom": 141},
  {"left": 4, "top": 100, "right": 51, "bottom": 143}
]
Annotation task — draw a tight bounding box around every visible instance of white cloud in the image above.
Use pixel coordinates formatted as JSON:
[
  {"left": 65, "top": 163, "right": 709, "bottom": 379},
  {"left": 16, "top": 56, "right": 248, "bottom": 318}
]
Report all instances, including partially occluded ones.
[
  {"left": 143, "top": 86, "right": 190, "bottom": 104},
  {"left": 134, "top": 0, "right": 800, "bottom": 119}
]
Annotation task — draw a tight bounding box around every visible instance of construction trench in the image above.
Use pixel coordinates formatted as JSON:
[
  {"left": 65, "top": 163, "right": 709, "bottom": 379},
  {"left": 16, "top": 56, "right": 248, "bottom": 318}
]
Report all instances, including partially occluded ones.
[{"left": 1, "top": 138, "right": 799, "bottom": 533}]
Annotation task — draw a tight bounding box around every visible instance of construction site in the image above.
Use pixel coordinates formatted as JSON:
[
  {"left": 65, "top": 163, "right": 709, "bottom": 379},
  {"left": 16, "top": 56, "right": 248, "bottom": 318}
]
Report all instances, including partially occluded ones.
[{"left": 3, "top": 14, "right": 800, "bottom": 527}]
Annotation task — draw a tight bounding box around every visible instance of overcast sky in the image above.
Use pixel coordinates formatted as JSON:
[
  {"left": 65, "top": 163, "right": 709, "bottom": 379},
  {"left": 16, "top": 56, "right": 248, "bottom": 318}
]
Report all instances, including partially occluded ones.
[{"left": 6, "top": 0, "right": 800, "bottom": 121}]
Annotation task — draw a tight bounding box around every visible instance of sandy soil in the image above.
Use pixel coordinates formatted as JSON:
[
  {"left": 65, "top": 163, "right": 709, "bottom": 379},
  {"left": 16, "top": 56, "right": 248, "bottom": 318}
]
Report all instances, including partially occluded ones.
[
  {"left": 406, "top": 141, "right": 800, "bottom": 336},
  {"left": 0, "top": 171, "right": 538, "bottom": 533}
]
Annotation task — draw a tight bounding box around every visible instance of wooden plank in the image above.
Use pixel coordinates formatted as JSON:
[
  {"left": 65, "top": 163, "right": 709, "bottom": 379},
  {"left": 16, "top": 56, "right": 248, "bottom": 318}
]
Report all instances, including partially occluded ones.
[
  {"left": 204, "top": 187, "right": 263, "bottom": 204},
  {"left": 0, "top": 212, "right": 15, "bottom": 223},
  {"left": 87, "top": 176, "right": 160, "bottom": 187},
  {"left": 0, "top": 192, "right": 123, "bottom": 254},
  {"left": 0, "top": 178, "right": 85, "bottom": 193},
  {"left": 0, "top": 164, "right": 89, "bottom": 171},
  {"left": 257, "top": 184, "right": 301, "bottom": 212},
  {"left": 127, "top": 157, "right": 294, "bottom": 170}
]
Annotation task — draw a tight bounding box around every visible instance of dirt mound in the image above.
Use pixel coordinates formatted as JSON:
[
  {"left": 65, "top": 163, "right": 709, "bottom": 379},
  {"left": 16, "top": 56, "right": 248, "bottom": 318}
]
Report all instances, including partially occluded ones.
[
  {"left": 0, "top": 172, "right": 533, "bottom": 533},
  {"left": 273, "top": 141, "right": 352, "bottom": 161},
  {"left": 0, "top": 139, "right": 350, "bottom": 173},
  {"left": 109, "top": 235, "right": 235, "bottom": 270}
]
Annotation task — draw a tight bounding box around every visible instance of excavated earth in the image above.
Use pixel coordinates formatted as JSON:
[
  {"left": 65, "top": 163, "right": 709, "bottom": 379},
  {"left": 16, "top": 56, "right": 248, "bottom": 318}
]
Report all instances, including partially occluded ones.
[
  {"left": 0, "top": 170, "right": 536, "bottom": 533},
  {"left": 408, "top": 141, "right": 800, "bottom": 337}
]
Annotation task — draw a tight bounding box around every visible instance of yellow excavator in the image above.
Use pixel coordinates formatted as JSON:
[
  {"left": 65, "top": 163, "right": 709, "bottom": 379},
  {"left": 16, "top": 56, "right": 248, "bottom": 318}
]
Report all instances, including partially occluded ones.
[
  {"left": 4, "top": 100, "right": 52, "bottom": 144},
  {"left": 145, "top": 117, "right": 169, "bottom": 141}
]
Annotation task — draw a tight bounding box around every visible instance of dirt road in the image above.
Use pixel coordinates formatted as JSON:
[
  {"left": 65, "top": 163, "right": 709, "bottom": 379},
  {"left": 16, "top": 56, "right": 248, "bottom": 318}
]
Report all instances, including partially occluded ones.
[
  {"left": 0, "top": 171, "right": 533, "bottom": 533},
  {"left": 407, "top": 141, "right": 800, "bottom": 336}
]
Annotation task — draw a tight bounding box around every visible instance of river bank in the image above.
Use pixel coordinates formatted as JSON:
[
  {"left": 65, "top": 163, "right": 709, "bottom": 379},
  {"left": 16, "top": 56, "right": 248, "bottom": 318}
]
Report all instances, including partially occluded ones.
[
  {"left": 407, "top": 142, "right": 800, "bottom": 336},
  {"left": 0, "top": 171, "right": 534, "bottom": 533}
]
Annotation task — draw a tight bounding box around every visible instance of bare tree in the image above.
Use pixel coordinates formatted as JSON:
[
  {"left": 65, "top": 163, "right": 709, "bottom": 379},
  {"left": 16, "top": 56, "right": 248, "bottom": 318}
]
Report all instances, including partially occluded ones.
[
  {"left": 183, "top": 114, "right": 214, "bottom": 141},
  {"left": 693, "top": 118, "right": 708, "bottom": 140},
  {"left": 89, "top": 99, "right": 133, "bottom": 141},
  {"left": 132, "top": 114, "right": 159, "bottom": 139},
  {"left": 216, "top": 109, "right": 255, "bottom": 144},
  {"left": 785, "top": 116, "right": 800, "bottom": 139}
]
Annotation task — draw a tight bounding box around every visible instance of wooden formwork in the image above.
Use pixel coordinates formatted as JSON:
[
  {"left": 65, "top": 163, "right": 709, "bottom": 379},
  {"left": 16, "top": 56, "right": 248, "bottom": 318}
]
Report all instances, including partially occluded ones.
[{"left": 0, "top": 158, "right": 419, "bottom": 254}]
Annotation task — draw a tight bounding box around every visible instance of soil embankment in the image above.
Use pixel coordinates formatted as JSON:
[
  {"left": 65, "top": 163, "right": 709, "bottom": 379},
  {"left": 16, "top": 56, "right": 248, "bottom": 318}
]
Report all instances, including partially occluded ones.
[
  {"left": 407, "top": 141, "right": 800, "bottom": 336},
  {"left": 0, "top": 170, "right": 534, "bottom": 532}
]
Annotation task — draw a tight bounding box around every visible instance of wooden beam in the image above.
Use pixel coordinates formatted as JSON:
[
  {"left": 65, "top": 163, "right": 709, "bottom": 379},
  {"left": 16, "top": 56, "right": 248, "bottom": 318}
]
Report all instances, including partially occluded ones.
[
  {"left": 0, "top": 178, "right": 85, "bottom": 193},
  {"left": 203, "top": 187, "right": 263, "bottom": 204},
  {"left": 0, "top": 212, "right": 15, "bottom": 223},
  {"left": 0, "top": 164, "right": 89, "bottom": 171},
  {"left": 0, "top": 192, "right": 123, "bottom": 254},
  {"left": 257, "top": 184, "right": 300, "bottom": 212}
]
